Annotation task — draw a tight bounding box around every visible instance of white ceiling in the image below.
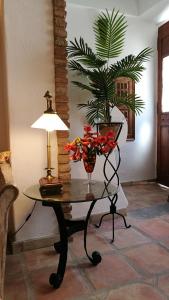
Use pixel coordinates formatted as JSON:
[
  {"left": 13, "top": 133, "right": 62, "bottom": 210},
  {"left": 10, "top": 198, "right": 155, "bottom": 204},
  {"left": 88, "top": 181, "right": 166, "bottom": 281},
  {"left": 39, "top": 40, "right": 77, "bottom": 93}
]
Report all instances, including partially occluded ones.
[{"left": 66, "top": 0, "right": 169, "bottom": 24}]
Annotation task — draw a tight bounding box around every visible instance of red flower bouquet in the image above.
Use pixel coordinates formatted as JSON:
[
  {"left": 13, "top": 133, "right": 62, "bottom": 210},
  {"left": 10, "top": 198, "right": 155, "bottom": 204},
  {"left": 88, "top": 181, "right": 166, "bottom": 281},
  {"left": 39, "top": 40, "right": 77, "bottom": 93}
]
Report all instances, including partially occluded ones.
[{"left": 64, "top": 125, "right": 117, "bottom": 172}]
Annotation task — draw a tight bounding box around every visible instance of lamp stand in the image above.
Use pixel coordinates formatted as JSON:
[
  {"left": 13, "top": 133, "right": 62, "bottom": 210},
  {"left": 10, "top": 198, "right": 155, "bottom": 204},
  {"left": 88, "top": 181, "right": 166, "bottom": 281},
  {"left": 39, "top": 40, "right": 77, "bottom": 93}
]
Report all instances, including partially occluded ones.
[
  {"left": 39, "top": 131, "right": 63, "bottom": 196},
  {"left": 46, "top": 131, "right": 54, "bottom": 181}
]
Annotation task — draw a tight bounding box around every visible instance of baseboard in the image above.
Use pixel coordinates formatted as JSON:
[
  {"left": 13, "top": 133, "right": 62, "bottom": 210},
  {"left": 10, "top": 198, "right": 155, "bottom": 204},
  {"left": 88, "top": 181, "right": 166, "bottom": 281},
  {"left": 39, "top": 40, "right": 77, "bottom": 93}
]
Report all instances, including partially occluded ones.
[
  {"left": 8, "top": 233, "right": 60, "bottom": 254},
  {"left": 121, "top": 178, "right": 156, "bottom": 186},
  {"left": 8, "top": 208, "right": 127, "bottom": 254}
]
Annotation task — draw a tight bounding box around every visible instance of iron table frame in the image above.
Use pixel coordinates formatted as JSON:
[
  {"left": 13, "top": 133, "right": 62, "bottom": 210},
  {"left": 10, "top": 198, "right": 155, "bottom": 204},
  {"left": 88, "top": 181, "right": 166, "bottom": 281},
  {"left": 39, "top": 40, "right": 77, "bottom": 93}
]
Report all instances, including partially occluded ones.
[{"left": 24, "top": 180, "right": 114, "bottom": 289}]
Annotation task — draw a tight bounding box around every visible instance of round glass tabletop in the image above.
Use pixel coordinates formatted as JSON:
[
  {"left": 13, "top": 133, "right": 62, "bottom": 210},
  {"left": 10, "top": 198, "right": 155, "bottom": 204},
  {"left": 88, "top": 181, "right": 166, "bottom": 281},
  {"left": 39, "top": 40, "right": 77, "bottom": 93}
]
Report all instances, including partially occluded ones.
[{"left": 23, "top": 179, "right": 117, "bottom": 204}]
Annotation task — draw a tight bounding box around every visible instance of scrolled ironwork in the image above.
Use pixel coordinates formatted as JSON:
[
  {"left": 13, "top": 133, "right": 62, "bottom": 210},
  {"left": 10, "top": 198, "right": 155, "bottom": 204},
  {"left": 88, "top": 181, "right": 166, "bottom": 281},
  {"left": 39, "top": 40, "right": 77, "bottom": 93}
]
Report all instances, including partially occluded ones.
[{"left": 95, "top": 122, "right": 131, "bottom": 242}]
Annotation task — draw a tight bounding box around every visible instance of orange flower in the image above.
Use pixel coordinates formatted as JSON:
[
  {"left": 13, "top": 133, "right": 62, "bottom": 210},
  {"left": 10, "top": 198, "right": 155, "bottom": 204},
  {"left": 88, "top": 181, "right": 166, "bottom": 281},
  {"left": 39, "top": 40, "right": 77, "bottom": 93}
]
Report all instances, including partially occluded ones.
[
  {"left": 84, "top": 124, "right": 92, "bottom": 132},
  {"left": 64, "top": 125, "right": 117, "bottom": 162},
  {"left": 106, "top": 130, "right": 115, "bottom": 138}
]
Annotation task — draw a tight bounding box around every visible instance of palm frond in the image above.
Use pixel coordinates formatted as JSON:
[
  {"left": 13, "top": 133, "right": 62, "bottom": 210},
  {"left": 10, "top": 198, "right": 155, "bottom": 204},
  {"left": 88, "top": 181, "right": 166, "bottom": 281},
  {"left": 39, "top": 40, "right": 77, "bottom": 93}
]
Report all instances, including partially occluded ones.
[
  {"left": 85, "top": 109, "right": 104, "bottom": 126},
  {"left": 68, "top": 60, "right": 91, "bottom": 76},
  {"left": 109, "top": 47, "right": 152, "bottom": 81},
  {"left": 136, "top": 47, "right": 153, "bottom": 62},
  {"left": 71, "top": 68, "right": 116, "bottom": 102},
  {"left": 67, "top": 37, "right": 106, "bottom": 68},
  {"left": 88, "top": 68, "right": 116, "bottom": 101},
  {"left": 78, "top": 100, "right": 105, "bottom": 125},
  {"left": 72, "top": 81, "right": 94, "bottom": 93},
  {"left": 110, "top": 55, "right": 145, "bottom": 82},
  {"left": 93, "top": 9, "right": 127, "bottom": 59},
  {"left": 111, "top": 94, "right": 145, "bottom": 114}
]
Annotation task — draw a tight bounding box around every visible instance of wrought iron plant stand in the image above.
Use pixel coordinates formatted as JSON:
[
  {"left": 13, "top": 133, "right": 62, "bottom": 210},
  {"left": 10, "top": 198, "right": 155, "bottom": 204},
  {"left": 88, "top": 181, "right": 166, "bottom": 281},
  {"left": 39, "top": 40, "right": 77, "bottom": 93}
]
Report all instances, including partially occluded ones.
[{"left": 95, "top": 122, "right": 131, "bottom": 242}]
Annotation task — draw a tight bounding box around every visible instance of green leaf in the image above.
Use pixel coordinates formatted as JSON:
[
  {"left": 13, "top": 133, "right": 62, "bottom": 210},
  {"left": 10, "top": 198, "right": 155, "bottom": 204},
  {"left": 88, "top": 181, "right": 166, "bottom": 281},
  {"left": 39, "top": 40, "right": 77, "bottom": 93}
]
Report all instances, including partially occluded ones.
[
  {"left": 68, "top": 60, "right": 91, "bottom": 76},
  {"left": 93, "top": 9, "right": 127, "bottom": 59},
  {"left": 72, "top": 81, "right": 94, "bottom": 93},
  {"left": 67, "top": 37, "right": 106, "bottom": 68},
  {"left": 110, "top": 54, "right": 146, "bottom": 82},
  {"left": 78, "top": 100, "right": 105, "bottom": 125},
  {"left": 111, "top": 94, "right": 145, "bottom": 114},
  {"left": 136, "top": 47, "right": 153, "bottom": 62},
  {"left": 85, "top": 68, "right": 116, "bottom": 102}
]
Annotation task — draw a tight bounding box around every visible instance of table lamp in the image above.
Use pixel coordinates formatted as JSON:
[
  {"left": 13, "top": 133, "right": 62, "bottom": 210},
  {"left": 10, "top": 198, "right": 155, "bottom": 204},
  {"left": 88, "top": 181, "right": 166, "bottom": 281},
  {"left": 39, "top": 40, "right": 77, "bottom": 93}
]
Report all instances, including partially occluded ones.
[{"left": 31, "top": 91, "right": 69, "bottom": 195}]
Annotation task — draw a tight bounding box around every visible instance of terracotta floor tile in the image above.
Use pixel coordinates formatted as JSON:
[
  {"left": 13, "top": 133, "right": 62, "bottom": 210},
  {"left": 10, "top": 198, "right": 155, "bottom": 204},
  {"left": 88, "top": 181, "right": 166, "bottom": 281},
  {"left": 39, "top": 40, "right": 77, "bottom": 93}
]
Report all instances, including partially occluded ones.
[
  {"left": 5, "top": 254, "right": 23, "bottom": 276},
  {"left": 124, "top": 243, "right": 169, "bottom": 275},
  {"left": 160, "top": 214, "right": 169, "bottom": 223},
  {"left": 70, "top": 231, "right": 114, "bottom": 258},
  {"left": 84, "top": 253, "right": 140, "bottom": 289},
  {"left": 23, "top": 247, "right": 59, "bottom": 272},
  {"left": 4, "top": 276, "right": 28, "bottom": 300},
  {"left": 129, "top": 201, "right": 148, "bottom": 210},
  {"left": 23, "top": 246, "right": 72, "bottom": 271},
  {"left": 103, "top": 227, "right": 150, "bottom": 249},
  {"left": 106, "top": 283, "right": 165, "bottom": 300},
  {"left": 133, "top": 218, "right": 169, "bottom": 240},
  {"left": 160, "top": 239, "right": 169, "bottom": 249},
  {"left": 31, "top": 265, "right": 91, "bottom": 300},
  {"left": 127, "top": 215, "right": 144, "bottom": 226},
  {"left": 158, "top": 274, "right": 169, "bottom": 296},
  {"left": 83, "top": 291, "right": 108, "bottom": 300}
]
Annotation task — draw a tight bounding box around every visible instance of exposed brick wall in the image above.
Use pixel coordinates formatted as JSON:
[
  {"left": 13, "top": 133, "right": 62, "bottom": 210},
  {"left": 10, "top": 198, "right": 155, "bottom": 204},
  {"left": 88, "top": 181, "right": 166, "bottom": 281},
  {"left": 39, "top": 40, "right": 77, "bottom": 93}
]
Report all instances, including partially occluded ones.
[
  {"left": 53, "top": 0, "right": 71, "bottom": 219},
  {"left": 53, "top": 0, "right": 70, "bottom": 183}
]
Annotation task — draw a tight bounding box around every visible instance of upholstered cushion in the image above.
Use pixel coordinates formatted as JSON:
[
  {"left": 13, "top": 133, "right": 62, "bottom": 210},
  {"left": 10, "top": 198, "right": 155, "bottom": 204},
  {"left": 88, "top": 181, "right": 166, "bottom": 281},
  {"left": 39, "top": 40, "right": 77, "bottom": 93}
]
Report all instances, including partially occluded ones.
[
  {"left": 0, "top": 185, "right": 19, "bottom": 299},
  {"left": 0, "top": 151, "right": 18, "bottom": 299},
  {"left": 0, "top": 168, "right": 5, "bottom": 187},
  {"left": 0, "top": 151, "right": 13, "bottom": 187}
]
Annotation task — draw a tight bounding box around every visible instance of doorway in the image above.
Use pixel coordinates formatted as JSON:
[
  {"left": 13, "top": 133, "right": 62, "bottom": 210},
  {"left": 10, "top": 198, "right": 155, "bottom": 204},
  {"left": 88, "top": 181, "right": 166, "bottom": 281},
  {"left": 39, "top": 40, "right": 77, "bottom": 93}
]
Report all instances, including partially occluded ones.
[{"left": 157, "top": 21, "right": 169, "bottom": 186}]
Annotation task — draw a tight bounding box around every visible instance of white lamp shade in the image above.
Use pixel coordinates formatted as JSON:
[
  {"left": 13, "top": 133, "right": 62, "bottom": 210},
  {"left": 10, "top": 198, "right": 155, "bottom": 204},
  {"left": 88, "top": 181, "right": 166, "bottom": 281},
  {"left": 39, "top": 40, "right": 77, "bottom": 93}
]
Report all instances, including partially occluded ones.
[{"left": 31, "top": 113, "right": 69, "bottom": 131}]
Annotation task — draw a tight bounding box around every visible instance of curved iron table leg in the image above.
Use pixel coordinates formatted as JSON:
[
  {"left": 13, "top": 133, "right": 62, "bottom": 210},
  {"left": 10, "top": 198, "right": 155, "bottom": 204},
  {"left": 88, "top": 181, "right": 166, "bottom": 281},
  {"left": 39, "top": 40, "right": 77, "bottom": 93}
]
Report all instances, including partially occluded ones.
[
  {"left": 84, "top": 199, "right": 102, "bottom": 266},
  {"left": 42, "top": 197, "right": 103, "bottom": 288},
  {"left": 49, "top": 203, "right": 68, "bottom": 289}
]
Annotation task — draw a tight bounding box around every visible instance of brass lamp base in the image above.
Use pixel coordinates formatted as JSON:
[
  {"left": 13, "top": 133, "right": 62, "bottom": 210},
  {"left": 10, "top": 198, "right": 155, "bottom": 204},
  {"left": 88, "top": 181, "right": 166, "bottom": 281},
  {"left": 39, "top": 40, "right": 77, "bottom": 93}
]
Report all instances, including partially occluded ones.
[{"left": 39, "top": 176, "right": 63, "bottom": 196}]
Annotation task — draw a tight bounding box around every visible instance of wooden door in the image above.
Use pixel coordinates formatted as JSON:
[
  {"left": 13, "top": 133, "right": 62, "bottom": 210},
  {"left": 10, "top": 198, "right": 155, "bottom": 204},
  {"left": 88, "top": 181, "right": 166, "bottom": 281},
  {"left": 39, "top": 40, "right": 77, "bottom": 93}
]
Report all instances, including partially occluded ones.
[{"left": 157, "top": 21, "right": 169, "bottom": 186}]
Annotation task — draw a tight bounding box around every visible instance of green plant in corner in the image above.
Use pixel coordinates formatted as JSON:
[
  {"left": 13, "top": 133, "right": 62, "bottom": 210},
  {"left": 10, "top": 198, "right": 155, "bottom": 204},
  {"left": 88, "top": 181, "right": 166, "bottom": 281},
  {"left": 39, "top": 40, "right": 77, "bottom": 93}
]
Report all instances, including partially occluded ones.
[{"left": 67, "top": 9, "right": 153, "bottom": 125}]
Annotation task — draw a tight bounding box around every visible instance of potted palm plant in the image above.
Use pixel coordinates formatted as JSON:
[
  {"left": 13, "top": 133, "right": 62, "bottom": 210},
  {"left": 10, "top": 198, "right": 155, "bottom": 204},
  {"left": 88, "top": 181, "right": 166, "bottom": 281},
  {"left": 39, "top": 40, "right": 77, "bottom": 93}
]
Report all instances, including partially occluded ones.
[{"left": 67, "top": 9, "right": 152, "bottom": 130}]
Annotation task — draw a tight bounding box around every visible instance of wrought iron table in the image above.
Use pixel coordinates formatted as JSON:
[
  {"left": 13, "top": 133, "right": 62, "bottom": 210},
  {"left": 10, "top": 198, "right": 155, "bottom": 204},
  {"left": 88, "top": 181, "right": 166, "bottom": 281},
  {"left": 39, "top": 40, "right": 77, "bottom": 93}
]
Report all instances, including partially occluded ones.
[{"left": 24, "top": 179, "right": 117, "bottom": 289}]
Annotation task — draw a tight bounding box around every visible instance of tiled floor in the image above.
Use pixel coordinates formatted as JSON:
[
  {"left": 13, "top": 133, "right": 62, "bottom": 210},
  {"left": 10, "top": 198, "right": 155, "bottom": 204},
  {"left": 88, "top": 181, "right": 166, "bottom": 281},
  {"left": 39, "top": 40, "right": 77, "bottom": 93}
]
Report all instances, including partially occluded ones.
[{"left": 4, "top": 183, "right": 169, "bottom": 300}]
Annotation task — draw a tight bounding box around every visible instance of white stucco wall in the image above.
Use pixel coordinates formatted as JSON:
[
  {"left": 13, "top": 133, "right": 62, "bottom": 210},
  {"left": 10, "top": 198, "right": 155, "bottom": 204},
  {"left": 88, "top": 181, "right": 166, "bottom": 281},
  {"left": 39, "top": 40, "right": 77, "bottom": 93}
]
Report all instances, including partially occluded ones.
[{"left": 4, "top": 0, "right": 58, "bottom": 241}]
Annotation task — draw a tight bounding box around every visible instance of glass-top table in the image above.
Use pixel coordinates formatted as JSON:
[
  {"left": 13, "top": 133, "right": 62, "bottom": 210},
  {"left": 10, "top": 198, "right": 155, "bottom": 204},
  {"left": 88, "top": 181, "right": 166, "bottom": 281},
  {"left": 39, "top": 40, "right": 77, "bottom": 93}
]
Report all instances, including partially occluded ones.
[
  {"left": 24, "top": 178, "right": 117, "bottom": 203},
  {"left": 24, "top": 179, "right": 117, "bottom": 289}
]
